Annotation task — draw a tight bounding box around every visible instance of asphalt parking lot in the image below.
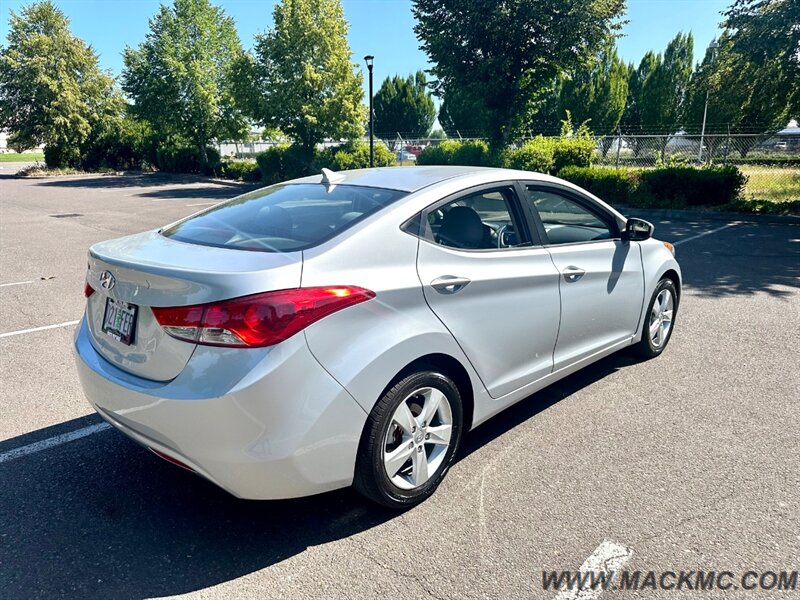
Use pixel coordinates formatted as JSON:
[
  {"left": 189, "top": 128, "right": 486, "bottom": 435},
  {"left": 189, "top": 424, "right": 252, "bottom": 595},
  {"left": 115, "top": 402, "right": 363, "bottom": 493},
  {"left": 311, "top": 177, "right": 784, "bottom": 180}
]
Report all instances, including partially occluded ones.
[{"left": 1, "top": 170, "right": 798, "bottom": 599}]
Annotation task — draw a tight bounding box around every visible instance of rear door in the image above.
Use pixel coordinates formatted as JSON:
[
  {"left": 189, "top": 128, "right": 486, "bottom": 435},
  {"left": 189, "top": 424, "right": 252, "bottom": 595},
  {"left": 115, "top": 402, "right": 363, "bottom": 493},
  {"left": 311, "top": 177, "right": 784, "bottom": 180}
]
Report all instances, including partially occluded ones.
[
  {"left": 415, "top": 183, "right": 561, "bottom": 398},
  {"left": 520, "top": 184, "right": 644, "bottom": 370}
]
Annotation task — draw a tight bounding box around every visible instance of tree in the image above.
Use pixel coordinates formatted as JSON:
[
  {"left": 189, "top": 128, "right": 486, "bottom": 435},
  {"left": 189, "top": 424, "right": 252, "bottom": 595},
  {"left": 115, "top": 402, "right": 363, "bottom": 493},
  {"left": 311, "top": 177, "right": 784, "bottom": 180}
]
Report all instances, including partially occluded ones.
[
  {"left": 437, "top": 85, "right": 490, "bottom": 138},
  {"left": 559, "top": 41, "right": 628, "bottom": 154},
  {"left": 373, "top": 70, "right": 436, "bottom": 138},
  {"left": 122, "top": 0, "right": 246, "bottom": 169},
  {"left": 413, "top": 0, "right": 625, "bottom": 149},
  {"left": 246, "top": 0, "right": 366, "bottom": 164},
  {"left": 620, "top": 52, "right": 658, "bottom": 155},
  {"left": 724, "top": 0, "right": 800, "bottom": 118},
  {"left": 0, "top": 1, "right": 120, "bottom": 166},
  {"left": 639, "top": 32, "right": 694, "bottom": 158},
  {"left": 683, "top": 32, "right": 790, "bottom": 158}
]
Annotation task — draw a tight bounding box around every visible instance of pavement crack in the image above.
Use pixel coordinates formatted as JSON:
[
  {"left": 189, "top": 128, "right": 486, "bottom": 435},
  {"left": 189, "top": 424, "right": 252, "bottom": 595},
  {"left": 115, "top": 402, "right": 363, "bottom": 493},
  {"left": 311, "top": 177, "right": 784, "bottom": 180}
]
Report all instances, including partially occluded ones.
[{"left": 347, "top": 536, "right": 447, "bottom": 600}]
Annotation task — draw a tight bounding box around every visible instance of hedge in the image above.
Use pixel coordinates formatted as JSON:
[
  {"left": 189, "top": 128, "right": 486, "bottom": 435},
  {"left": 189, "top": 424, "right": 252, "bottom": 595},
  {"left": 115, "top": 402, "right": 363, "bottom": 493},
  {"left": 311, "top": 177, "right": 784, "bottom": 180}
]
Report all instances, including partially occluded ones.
[
  {"left": 557, "top": 165, "right": 747, "bottom": 208},
  {"left": 256, "top": 141, "right": 396, "bottom": 184},
  {"left": 315, "top": 140, "right": 395, "bottom": 171},
  {"left": 219, "top": 160, "right": 261, "bottom": 182},
  {"left": 417, "top": 139, "right": 496, "bottom": 166},
  {"left": 156, "top": 145, "right": 221, "bottom": 175},
  {"left": 418, "top": 137, "right": 593, "bottom": 173}
]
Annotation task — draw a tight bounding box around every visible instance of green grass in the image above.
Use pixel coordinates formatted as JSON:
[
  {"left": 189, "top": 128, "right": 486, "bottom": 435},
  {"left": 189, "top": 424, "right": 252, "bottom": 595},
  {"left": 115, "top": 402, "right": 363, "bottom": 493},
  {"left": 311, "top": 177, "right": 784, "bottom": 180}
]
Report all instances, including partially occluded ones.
[
  {"left": 740, "top": 166, "right": 800, "bottom": 202},
  {"left": 731, "top": 166, "right": 800, "bottom": 215},
  {"left": 0, "top": 152, "right": 44, "bottom": 162}
]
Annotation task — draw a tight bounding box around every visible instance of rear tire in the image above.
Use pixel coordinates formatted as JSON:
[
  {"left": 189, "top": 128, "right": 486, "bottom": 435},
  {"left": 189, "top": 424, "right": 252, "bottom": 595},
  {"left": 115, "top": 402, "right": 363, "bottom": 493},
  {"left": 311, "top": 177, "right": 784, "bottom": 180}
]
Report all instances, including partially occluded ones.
[
  {"left": 633, "top": 277, "right": 678, "bottom": 358},
  {"left": 354, "top": 370, "right": 463, "bottom": 509}
]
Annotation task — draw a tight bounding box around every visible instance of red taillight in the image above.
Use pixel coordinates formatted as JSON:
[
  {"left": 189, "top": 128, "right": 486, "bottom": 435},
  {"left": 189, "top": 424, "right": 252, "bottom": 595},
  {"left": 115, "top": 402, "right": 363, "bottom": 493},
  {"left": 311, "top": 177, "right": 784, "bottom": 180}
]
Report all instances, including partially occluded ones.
[
  {"left": 84, "top": 282, "right": 95, "bottom": 298},
  {"left": 151, "top": 286, "right": 375, "bottom": 348}
]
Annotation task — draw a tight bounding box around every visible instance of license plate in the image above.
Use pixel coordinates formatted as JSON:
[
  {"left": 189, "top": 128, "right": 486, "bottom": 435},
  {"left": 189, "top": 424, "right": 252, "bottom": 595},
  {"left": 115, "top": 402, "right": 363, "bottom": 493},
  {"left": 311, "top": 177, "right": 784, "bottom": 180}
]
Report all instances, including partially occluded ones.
[{"left": 102, "top": 297, "right": 138, "bottom": 345}]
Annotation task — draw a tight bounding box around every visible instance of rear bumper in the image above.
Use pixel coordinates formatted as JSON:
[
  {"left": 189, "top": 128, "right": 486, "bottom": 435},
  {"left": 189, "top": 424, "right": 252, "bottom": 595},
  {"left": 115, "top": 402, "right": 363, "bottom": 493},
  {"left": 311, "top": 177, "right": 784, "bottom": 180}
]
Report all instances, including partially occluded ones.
[{"left": 73, "top": 317, "right": 367, "bottom": 500}]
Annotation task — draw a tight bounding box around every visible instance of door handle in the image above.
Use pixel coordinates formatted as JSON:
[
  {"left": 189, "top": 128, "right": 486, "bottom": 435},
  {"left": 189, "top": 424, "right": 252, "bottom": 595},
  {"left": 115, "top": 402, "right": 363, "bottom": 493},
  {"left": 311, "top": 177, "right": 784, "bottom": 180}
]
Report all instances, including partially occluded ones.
[
  {"left": 430, "top": 276, "right": 471, "bottom": 294},
  {"left": 562, "top": 266, "right": 586, "bottom": 282}
]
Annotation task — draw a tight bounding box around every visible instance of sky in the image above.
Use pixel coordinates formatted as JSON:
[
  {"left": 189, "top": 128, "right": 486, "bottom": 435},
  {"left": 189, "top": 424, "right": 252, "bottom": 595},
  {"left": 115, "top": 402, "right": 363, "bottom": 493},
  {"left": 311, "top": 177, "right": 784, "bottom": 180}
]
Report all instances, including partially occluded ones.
[{"left": 0, "top": 0, "right": 732, "bottom": 97}]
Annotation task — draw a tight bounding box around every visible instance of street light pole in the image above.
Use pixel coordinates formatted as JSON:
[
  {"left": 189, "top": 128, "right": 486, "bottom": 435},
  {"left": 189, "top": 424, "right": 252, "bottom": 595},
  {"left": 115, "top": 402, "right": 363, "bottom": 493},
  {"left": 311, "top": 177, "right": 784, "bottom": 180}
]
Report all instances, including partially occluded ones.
[
  {"left": 698, "top": 39, "right": 720, "bottom": 163},
  {"left": 364, "top": 55, "right": 374, "bottom": 168}
]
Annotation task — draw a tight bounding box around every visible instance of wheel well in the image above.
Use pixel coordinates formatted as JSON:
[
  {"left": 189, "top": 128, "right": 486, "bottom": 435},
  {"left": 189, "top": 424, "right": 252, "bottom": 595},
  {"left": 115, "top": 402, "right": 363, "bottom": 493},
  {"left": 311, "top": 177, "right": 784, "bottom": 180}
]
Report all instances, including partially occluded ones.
[
  {"left": 391, "top": 353, "right": 475, "bottom": 431},
  {"left": 662, "top": 268, "right": 681, "bottom": 302}
]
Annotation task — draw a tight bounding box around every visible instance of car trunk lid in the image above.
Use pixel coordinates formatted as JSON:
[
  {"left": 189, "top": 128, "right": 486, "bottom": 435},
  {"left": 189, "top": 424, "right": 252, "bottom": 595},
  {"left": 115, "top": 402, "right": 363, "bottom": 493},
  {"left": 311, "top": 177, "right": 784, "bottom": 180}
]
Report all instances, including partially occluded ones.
[{"left": 85, "top": 230, "right": 302, "bottom": 381}]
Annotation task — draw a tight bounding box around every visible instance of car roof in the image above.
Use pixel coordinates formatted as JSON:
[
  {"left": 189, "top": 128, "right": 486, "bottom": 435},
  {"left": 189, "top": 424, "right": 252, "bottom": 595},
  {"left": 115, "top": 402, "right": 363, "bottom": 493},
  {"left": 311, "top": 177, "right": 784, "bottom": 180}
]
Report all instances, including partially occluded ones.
[{"left": 288, "top": 165, "right": 557, "bottom": 193}]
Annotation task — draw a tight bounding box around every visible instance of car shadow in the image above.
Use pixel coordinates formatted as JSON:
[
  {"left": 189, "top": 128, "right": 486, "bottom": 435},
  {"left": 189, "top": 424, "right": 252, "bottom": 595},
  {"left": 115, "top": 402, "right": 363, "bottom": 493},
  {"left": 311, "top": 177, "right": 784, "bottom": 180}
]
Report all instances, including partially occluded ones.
[{"left": 0, "top": 351, "right": 639, "bottom": 598}]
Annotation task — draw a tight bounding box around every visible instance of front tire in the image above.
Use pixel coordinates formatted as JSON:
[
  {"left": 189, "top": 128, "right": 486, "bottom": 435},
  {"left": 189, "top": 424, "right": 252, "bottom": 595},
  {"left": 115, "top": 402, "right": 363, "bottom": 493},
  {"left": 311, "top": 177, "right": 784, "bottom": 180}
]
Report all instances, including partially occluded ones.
[
  {"left": 633, "top": 277, "right": 678, "bottom": 358},
  {"left": 354, "top": 370, "right": 463, "bottom": 509}
]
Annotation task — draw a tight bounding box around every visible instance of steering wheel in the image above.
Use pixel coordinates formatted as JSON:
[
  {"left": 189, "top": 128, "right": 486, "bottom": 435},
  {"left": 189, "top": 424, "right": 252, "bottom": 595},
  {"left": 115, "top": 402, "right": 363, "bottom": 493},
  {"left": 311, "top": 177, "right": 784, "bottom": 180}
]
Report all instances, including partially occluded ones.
[{"left": 496, "top": 224, "right": 512, "bottom": 248}]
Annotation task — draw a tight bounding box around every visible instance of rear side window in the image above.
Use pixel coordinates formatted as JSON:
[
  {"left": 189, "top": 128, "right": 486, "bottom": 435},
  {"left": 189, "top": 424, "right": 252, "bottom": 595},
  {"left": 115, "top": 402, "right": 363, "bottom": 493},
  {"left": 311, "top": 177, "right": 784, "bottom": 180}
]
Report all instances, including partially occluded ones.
[{"left": 162, "top": 183, "right": 407, "bottom": 252}]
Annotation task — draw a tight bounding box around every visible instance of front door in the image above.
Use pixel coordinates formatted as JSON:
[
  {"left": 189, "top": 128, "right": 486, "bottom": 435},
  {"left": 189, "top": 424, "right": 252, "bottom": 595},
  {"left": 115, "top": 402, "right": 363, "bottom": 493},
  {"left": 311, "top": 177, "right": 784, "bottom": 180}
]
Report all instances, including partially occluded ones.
[
  {"left": 416, "top": 184, "right": 561, "bottom": 398},
  {"left": 521, "top": 185, "right": 645, "bottom": 370}
]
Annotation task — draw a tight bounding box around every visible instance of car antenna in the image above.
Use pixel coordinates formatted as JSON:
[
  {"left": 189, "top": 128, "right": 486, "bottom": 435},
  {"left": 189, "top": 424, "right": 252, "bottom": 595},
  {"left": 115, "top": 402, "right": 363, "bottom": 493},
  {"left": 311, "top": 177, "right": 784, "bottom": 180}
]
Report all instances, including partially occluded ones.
[{"left": 321, "top": 168, "right": 345, "bottom": 192}]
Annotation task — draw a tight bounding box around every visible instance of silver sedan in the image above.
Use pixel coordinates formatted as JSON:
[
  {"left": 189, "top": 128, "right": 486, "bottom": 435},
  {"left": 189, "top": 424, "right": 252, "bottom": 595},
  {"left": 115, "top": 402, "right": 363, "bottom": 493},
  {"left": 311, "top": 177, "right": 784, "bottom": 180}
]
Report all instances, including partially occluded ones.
[{"left": 74, "top": 166, "right": 680, "bottom": 508}]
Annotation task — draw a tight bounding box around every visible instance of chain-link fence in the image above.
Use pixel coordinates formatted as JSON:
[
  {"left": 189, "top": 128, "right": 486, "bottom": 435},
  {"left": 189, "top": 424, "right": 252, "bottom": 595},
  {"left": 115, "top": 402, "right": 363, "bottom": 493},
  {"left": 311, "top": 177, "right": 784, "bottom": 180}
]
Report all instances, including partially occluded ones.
[{"left": 380, "top": 131, "right": 800, "bottom": 202}]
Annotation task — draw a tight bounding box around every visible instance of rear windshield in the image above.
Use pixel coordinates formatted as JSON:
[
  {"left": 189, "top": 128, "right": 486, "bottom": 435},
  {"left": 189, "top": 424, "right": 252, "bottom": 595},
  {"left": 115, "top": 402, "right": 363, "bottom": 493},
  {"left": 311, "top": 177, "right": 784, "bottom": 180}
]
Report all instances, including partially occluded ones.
[{"left": 161, "top": 183, "right": 407, "bottom": 252}]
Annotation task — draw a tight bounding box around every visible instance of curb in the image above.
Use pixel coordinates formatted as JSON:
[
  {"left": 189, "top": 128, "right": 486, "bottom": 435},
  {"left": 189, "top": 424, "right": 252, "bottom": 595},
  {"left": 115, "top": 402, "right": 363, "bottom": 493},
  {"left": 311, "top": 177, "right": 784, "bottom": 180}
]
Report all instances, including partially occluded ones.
[{"left": 616, "top": 206, "right": 800, "bottom": 225}]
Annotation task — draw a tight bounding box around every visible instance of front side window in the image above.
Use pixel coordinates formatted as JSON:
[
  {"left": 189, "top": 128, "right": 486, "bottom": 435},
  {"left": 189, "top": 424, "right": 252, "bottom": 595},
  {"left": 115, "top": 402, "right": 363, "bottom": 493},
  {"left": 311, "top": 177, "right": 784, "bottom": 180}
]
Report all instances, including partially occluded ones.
[
  {"left": 162, "top": 183, "right": 407, "bottom": 252},
  {"left": 424, "top": 187, "right": 524, "bottom": 250},
  {"left": 525, "top": 187, "right": 615, "bottom": 245}
]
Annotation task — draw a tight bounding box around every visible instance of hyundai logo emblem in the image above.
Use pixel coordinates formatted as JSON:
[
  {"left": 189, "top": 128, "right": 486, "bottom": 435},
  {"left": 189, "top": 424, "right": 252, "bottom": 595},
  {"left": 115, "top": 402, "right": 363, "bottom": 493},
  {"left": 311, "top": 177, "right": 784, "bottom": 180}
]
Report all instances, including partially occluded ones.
[{"left": 99, "top": 270, "right": 116, "bottom": 290}]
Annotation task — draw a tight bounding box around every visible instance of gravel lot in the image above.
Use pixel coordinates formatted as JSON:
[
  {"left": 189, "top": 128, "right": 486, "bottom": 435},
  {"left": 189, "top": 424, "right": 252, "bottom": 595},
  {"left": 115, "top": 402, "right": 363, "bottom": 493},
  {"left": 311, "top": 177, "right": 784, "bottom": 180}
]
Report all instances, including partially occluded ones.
[{"left": 1, "top": 172, "right": 798, "bottom": 599}]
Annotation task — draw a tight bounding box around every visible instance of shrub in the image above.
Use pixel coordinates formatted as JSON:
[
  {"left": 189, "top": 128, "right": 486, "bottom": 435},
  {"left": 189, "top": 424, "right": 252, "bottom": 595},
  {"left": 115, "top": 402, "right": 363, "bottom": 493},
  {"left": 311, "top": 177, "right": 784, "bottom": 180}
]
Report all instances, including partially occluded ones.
[
  {"left": 44, "top": 143, "right": 81, "bottom": 169},
  {"left": 416, "top": 140, "right": 462, "bottom": 165},
  {"left": 639, "top": 165, "right": 747, "bottom": 207},
  {"left": 503, "top": 137, "right": 555, "bottom": 173},
  {"left": 452, "top": 139, "right": 496, "bottom": 166},
  {"left": 256, "top": 145, "right": 313, "bottom": 184},
  {"left": 220, "top": 160, "right": 261, "bottom": 182},
  {"left": 316, "top": 140, "right": 395, "bottom": 171},
  {"left": 557, "top": 166, "right": 640, "bottom": 205},
  {"left": 556, "top": 164, "right": 747, "bottom": 208},
  {"left": 156, "top": 145, "right": 221, "bottom": 175},
  {"left": 552, "top": 136, "right": 595, "bottom": 172}
]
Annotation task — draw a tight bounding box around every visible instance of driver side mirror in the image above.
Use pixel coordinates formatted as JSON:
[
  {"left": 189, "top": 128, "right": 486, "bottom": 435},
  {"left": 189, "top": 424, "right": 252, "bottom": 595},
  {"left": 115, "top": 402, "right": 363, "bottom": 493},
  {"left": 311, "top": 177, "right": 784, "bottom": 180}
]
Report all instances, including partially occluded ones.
[{"left": 623, "top": 218, "right": 654, "bottom": 242}]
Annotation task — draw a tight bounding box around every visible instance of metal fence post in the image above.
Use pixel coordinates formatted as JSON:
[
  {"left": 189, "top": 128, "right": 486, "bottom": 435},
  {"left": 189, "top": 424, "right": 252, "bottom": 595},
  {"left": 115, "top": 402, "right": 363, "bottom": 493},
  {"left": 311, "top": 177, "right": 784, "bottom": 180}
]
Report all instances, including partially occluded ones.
[{"left": 616, "top": 127, "right": 622, "bottom": 170}]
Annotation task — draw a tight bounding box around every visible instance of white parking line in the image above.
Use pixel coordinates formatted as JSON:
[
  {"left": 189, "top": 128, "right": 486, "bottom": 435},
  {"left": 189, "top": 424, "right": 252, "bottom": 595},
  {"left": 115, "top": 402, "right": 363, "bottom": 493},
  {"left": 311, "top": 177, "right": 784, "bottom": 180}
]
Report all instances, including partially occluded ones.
[
  {"left": 674, "top": 222, "right": 739, "bottom": 246},
  {"left": 0, "top": 280, "right": 34, "bottom": 288},
  {"left": 0, "top": 320, "right": 80, "bottom": 339},
  {"left": 554, "top": 541, "right": 633, "bottom": 600},
  {"left": 0, "top": 423, "right": 111, "bottom": 464},
  {"left": 186, "top": 202, "right": 218, "bottom": 207}
]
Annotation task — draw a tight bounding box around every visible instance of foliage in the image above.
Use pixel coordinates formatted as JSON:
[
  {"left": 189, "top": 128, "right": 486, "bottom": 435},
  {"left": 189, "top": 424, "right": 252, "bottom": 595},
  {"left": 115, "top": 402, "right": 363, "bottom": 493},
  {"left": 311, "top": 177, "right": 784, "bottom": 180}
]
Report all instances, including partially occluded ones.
[
  {"left": 557, "top": 165, "right": 639, "bottom": 204},
  {"left": 639, "top": 165, "right": 747, "bottom": 206},
  {"left": 683, "top": 34, "right": 791, "bottom": 159},
  {"left": 503, "top": 138, "right": 556, "bottom": 173},
  {"left": 256, "top": 144, "right": 314, "bottom": 184},
  {"left": 0, "top": 1, "right": 122, "bottom": 166},
  {"left": 437, "top": 85, "right": 491, "bottom": 138},
  {"left": 374, "top": 70, "right": 436, "bottom": 138},
  {"left": 639, "top": 32, "right": 694, "bottom": 138},
  {"left": 724, "top": 0, "right": 800, "bottom": 118},
  {"left": 558, "top": 164, "right": 747, "bottom": 208},
  {"left": 220, "top": 160, "right": 262, "bottom": 182},
  {"left": 80, "top": 115, "right": 157, "bottom": 171},
  {"left": 246, "top": 0, "right": 366, "bottom": 162},
  {"left": 122, "top": 0, "right": 246, "bottom": 169},
  {"left": 739, "top": 165, "right": 800, "bottom": 203},
  {"left": 156, "top": 144, "right": 221, "bottom": 174},
  {"left": 559, "top": 41, "right": 628, "bottom": 135},
  {"left": 551, "top": 114, "right": 595, "bottom": 172},
  {"left": 415, "top": 140, "right": 496, "bottom": 166},
  {"left": 413, "top": 0, "right": 625, "bottom": 149},
  {"left": 416, "top": 140, "right": 461, "bottom": 165},
  {"left": 316, "top": 141, "right": 396, "bottom": 170}
]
